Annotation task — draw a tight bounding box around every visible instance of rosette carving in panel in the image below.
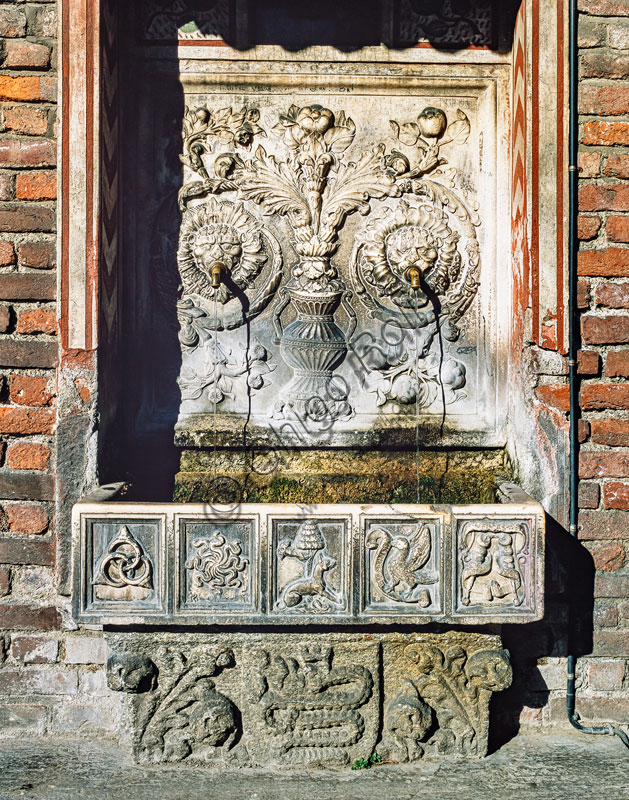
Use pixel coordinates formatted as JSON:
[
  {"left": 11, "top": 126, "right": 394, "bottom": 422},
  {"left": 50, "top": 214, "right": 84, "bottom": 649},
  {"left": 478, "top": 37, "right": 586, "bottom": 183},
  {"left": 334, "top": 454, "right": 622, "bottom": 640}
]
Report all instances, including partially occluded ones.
[
  {"left": 179, "top": 520, "right": 257, "bottom": 613},
  {"left": 363, "top": 519, "right": 441, "bottom": 613}
]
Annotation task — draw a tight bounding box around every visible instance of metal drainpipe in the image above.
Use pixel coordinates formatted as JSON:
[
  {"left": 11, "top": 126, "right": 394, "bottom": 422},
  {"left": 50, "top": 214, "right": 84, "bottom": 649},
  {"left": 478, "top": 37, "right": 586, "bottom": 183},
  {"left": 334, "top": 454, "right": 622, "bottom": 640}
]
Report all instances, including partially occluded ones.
[{"left": 567, "top": 0, "right": 629, "bottom": 749}]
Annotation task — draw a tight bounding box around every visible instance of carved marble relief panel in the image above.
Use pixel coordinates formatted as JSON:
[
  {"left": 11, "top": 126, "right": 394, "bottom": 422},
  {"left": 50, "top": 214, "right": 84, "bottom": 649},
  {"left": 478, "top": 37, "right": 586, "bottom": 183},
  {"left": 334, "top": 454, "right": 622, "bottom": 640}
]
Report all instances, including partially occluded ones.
[
  {"left": 82, "top": 518, "right": 165, "bottom": 615},
  {"left": 106, "top": 630, "right": 512, "bottom": 766},
  {"left": 361, "top": 516, "right": 442, "bottom": 615},
  {"left": 129, "top": 59, "right": 507, "bottom": 447},
  {"left": 452, "top": 514, "right": 540, "bottom": 618},
  {"left": 176, "top": 517, "right": 258, "bottom": 614},
  {"left": 268, "top": 516, "right": 351, "bottom": 618}
]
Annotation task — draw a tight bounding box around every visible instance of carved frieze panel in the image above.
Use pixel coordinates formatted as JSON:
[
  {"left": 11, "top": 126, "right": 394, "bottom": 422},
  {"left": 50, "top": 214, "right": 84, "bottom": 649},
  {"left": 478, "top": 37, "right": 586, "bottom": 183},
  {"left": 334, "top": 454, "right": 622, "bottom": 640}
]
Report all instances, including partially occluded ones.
[
  {"left": 176, "top": 518, "right": 258, "bottom": 614},
  {"left": 106, "top": 630, "right": 511, "bottom": 766},
  {"left": 81, "top": 518, "right": 165, "bottom": 615},
  {"left": 139, "top": 0, "right": 233, "bottom": 42},
  {"left": 396, "top": 0, "right": 494, "bottom": 48},
  {"left": 268, "top": 516, "right": 351, "bottom": 618},
  {"left": 452, "top": 514, "right": 541, "bottom": 618},
  {"left": 361, "top": 516, "right": 442, "bottom": 615},
  {"left": 74, "top": 500, "right": 544, "bottom": 625}
]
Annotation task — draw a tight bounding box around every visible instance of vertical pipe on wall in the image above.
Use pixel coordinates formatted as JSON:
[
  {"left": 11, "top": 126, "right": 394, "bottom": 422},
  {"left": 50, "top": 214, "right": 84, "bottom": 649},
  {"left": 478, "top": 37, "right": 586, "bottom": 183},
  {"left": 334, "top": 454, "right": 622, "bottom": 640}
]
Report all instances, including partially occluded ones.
[{"left": 566, "top": 0, "right": 629, "bottom": 749}]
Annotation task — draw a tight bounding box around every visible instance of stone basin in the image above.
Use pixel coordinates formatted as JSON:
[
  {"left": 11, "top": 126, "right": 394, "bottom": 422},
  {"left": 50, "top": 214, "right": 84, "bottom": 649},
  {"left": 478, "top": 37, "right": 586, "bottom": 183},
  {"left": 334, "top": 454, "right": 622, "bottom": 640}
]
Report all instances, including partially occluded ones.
[
  {"left": 72, "top": 482, "right": 544, "bottom": 766},
  {"left": 72, "top": 481, "right": 544, "bottom": 628}
]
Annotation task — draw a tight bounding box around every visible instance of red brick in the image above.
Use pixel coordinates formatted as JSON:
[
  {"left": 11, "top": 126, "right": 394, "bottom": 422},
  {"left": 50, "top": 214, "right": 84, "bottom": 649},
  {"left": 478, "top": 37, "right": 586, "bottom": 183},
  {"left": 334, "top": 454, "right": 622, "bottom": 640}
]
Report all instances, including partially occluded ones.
[
  {"left": 579, "top": 152, "right": 601, "bottom": 177},
  {"left": 588, "top": 662, "right": 625, "bottom": 692},
  {"left": 581, "top": 383, "right": 629, "bottom": 409},
  {"left": 578, "top": 248, "right": 629, "bottom": 276},
  {"left": 0, "top": 472, "right": 53, "bottom": 502},
  {"left": 16, "top": 308, "right": 56, "bottom": 335},
  {"left": 6, "top": 442, "right": 49, "bottom": 471},
  {"left": 2, "top": 40, "right": 50, "bottom": 70},
  {"left": 605, "top": 154, "right": 629, "bottom": 178},
  {"left": 0, "top": 172, "right": 12, "bottom": 202},
  {"left": 578, "top": 481, "right": 600, "bottom": 509},
  {"left": 580, "top": 86, "right": 629, "bottom": 116},
  {"left": 606, "top": 350, "right": 629, "bottom": 377},
  {"left": 0, "top": 304, "right": 11, "bottom": 333},
  {"left": 596, "top": 282, "right": 629, "bottom": 308},
  {"left": 595, "top": 573, "right": 629, "bottom": 598},
  {"left": 16, "top": 172, "right": 56, "bottom": 202},
  {"left": 0, "top": 77, "right": 55, "bottom": 104},
  {"left": 2, "top": 106, "right": 48, "bottom": 137},
  {"left": 0, "top": 273, "right": 55, "bottom": 300},
  {"left": 18, "top": 241, "right": 54, "bottom": 270},
  {"left": 0, "top": 566, "right": 10, "bottom": 597},
  {"left": 0, "top": 668, "right": 76, "bottom": 695},
  {"left": 9, "top": 375, "right": 54, "bottom": 408},
  {"left": 0, "top": 606, "right": 60, "bottom": 631},
  {"left": 579, "top": 419, "right": 591, "bottom": 443},
  {"left": 32, "top": 7, "right": 57, "bottom": 38},
  {"left": 583, "top": 120, "right": 629, "bottom": 146},
  {"left": 579, "top": 510, "right": 629, "bottom": 539},
  {"left": 6, "top": 505, "right": 48, "bottom": 535},
  {"left": 10, "top": 635, "right": 58, "bottom": 664},
  {"left": 607, "top": 216, "right": 629, "bottom": 244},
  {"left": 0, "top": 9, "right": 26, "bottom": 37},
  {"left": 591, "top": 419, "right": 629, "bottom": 447},
  {"left": 0, "top": 539, "right": 54, "bottom": 566},
  {"left": 578, "top": 350, "right": 600, "bottom": 375},
  {"left": 604, "top": 482, "right": 629, "bottom": 510},
  {"left": 578, "top": 215, "right": 601, "bottom": 240},
  {"left": 535, "top": 384, "right": 569, "bottom": 413},
  {"left": 0, "top": 407, "right": 54, "bottom": 434},
  {"left": 551, "top": 694, "right": 629, "bottom": 722},
  {"left": 589, "top": 540, "right": 626, "bottom": 570},
  {"left": 592, "top": 631, "right": 629, "bottom": 658},
  {"left": 578, "top": 0, "right": 629, "bottom": 13},
  {"left": 0, "top": 205, "right": 55, "bottom": 233},
  {"left": 580, "top": 186, "right": 629, "bottom": 213},
  {"left": 581, "top": 314, "right": 629, "bottom": 344},
  {"left": 581, "top": 50, "right": 629, "bottom": 80},
  {"left": 0, "top": 340, "right": 57, "bottom": 369},
  {"left": 0, "top": 139, "right": 55, "bottom": 169},
  {"left": 580, "top": 452, "right": 629, "bottom": 479},
  {"left": 0, "top": 240, "right": 15, "bottom": 266},
  {"left": 594, "top": 602, "right": 619, "bottom": 627},
  {"left": 577, "top": 280, "right": 591, "bottom": 309}
]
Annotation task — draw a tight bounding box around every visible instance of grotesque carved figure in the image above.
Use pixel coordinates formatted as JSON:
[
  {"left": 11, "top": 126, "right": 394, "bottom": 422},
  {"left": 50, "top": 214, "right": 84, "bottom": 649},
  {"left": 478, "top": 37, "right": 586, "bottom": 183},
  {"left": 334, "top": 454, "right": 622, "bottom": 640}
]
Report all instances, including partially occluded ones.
[{"left": 107, "top": 653, "right": 157, "bottom": 693}]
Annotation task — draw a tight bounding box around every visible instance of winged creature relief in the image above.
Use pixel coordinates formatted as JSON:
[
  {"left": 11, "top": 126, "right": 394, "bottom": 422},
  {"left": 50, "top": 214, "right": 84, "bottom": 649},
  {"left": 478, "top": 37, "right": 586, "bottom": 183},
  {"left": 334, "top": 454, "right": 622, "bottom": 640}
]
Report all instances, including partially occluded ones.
[{"left": 366, "top": 522, "right": 437, "bottom": 605}]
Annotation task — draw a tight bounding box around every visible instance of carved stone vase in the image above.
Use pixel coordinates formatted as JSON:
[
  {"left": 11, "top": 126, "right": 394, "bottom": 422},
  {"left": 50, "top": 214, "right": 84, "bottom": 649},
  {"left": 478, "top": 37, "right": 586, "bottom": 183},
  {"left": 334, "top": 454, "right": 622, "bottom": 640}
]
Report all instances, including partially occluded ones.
[{"left": 278, "top": 283, "right": 350, "bottom": 418}]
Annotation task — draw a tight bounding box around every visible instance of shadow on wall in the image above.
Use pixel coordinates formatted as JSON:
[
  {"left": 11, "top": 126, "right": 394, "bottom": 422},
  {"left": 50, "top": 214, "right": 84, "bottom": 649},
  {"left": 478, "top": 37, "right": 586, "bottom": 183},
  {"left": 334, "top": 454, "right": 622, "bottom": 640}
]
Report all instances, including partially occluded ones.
[
  {"left": 490, "top": 516, "right": 594, "bottom": 751},
  {"left": 112, "top": 0, "right": 522, "bottom": 499}
]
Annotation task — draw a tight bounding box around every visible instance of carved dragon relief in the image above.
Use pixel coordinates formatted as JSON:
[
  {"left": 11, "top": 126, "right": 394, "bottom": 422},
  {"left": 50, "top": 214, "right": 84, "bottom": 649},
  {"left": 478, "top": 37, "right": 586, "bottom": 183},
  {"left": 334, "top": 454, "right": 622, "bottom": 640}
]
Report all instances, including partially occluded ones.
[{"left": 176, "top": 100, "right": 481, "bottom": 418}]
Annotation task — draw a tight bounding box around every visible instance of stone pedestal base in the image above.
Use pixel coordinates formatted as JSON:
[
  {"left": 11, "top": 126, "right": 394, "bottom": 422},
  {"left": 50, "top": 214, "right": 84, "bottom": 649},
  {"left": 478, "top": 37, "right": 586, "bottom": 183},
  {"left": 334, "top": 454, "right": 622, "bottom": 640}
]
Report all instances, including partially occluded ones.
[{"left": 106, "top": 631, "right": 512, "bottom": 768}]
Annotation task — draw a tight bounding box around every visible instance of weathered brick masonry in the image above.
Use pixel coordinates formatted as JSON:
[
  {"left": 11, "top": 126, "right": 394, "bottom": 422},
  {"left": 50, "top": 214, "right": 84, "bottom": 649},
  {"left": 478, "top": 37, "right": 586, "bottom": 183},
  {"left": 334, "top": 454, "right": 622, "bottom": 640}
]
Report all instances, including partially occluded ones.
[{"left": 0, "top": 0, "right": 626, "bottom": 742}]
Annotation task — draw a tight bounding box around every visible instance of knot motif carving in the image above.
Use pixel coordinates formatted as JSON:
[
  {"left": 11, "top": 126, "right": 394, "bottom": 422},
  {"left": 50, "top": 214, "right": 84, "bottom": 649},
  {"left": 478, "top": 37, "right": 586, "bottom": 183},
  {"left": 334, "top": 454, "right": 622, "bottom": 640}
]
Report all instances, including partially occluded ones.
[
  {"left": 185, "top": 532, "right": 249, "bottom": 600},
  {"left": 92, "top": 526, "right": 153, "bottom": 601}
]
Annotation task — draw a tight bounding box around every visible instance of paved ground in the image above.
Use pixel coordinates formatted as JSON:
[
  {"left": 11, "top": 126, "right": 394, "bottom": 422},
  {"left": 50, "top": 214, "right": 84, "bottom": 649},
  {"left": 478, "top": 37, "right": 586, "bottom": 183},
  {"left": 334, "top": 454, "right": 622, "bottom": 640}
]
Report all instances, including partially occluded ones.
[{"left": 0, "top": 731, "right": 627, "bottom": 800}]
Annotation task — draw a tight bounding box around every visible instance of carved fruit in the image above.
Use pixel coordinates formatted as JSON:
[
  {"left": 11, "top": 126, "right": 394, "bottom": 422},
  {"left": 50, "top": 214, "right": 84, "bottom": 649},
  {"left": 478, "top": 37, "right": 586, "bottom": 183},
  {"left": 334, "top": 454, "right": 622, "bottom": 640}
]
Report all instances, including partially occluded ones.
[
  {"left": 441, "top": 359, "right": 466, "bottom": 390},
  {"left": 392, "top": 374, "right": 418, "bottom": 404},
  {"left": 417, "top": 107, "right": 447, "bottom": 139}
]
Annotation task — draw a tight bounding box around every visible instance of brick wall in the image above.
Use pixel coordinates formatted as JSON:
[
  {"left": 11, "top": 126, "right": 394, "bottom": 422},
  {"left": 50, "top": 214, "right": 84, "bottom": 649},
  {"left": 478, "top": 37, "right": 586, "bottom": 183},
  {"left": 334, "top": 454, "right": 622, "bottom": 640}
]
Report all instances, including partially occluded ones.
[
  {"left": 0, "top": 0, "right": 627, "bottom": 743},
  {"left": 571, "top": 0, "right": 629, "bottom": 716}
]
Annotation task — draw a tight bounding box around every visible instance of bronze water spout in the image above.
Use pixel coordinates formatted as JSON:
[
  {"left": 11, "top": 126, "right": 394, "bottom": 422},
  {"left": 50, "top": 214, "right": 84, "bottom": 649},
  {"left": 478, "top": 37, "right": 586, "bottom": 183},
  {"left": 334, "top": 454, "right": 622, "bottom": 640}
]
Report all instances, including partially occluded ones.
[
  {"left": 211, "top": 261, "right": 226, "bottom": 288},
  {"left": 407, "top": 266, "right": 421, "bottom": 290}
]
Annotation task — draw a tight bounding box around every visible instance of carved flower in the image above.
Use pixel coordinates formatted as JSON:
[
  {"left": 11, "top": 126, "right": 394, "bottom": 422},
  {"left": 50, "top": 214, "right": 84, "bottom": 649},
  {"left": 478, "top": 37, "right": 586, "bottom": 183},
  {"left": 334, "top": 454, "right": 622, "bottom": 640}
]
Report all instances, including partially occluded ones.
[
  {"left": 392, "top": 374, "right": 419, "bottom": 404},
  {"left": 296, "top": 104, "right": 335, "bottom": 135},
  {"left": 417, "top": 106, "right": 448, "bottom": 139}
]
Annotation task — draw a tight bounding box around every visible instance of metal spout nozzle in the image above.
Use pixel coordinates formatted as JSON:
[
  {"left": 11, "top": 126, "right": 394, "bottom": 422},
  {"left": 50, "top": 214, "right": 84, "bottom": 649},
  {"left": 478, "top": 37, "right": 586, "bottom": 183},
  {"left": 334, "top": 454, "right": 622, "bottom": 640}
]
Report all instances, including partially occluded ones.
[
  {"left": 211, "top": 262, "right": 225, "bottom": 288},
  {"left": 407, "top": 266, "right": 421, "bottom": 290}
]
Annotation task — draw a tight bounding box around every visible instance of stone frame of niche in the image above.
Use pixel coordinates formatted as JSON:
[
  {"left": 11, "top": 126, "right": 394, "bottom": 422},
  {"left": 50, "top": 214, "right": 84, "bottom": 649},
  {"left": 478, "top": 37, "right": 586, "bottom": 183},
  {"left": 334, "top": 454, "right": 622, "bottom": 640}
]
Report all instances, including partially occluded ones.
[{"left": 56, "top": 0, "right": 569, "bottom": 592}]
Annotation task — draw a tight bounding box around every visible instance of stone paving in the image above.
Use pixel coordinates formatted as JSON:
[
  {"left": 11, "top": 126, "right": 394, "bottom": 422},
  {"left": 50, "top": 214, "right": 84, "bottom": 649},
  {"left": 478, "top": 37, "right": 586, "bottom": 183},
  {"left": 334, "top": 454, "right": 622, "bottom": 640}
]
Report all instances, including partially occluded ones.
[{"left": 0, "top": 731, "right": 627, "bottom": 800}]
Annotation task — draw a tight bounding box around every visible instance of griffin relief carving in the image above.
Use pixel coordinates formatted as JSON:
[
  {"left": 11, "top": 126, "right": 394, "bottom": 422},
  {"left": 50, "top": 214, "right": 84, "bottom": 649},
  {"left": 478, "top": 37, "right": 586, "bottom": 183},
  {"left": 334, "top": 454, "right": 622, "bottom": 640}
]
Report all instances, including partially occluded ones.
[
  {"left": 366, "top": 522, "right": 437, "bottom": 605},
  {"left": 177, "top": 100, "right": 480, "bottom": 418}
]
